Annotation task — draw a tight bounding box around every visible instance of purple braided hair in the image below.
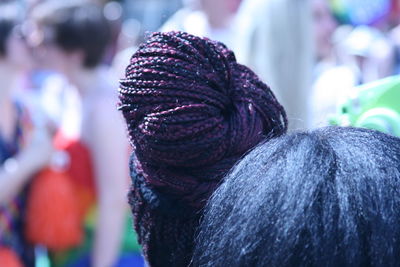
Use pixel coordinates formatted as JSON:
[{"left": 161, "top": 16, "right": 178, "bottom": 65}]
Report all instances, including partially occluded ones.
[{"left": 118, "top": 31, "right": 287, "bottom": 266}]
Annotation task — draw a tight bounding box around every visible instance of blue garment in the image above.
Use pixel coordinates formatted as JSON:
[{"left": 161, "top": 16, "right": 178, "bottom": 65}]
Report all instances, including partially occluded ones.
[
  {"left": 0, "top": 103, "right": 35, "bottom": 265},
  {"left": 66, "top": 253, "right": 145, "bottom": 267}
]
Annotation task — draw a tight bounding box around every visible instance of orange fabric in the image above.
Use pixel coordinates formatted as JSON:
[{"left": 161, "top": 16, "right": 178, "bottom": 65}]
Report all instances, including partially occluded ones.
[
  {"left": 25, "top": 168, "right": 83, "bottom": 251},
  {"left": 25, "top": 132, "right": 96, "bottom": 251},
  {"left": 0, "top": 247, "right": 23, "bottom": 267}
]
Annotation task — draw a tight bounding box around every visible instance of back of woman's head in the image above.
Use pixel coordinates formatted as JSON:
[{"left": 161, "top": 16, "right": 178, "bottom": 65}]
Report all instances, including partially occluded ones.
[
  {"left": 194, "top": 126, "right": 400, "bottom": 267},
  {"left": 119, "top": 31, "right": 287, "bottom": 266},
  {"left": 33, "top": 1, "right": 111, "bottom": 68}
]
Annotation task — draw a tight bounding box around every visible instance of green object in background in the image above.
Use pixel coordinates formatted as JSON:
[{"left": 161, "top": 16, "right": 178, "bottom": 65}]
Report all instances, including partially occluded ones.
[
  {"left": 330, "top": 75, "right": 400, "bottom": 137},
  {"left": 121, "top": 215, "right": 142, "bottom": 253},
  {"left": 35, "top": 245, "right": 51, "bottom": 267}
]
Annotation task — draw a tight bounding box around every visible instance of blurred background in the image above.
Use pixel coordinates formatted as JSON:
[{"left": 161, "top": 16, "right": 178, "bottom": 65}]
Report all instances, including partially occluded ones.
[{"left": 1, "top": 0, "right": 400, "bottom": 266}]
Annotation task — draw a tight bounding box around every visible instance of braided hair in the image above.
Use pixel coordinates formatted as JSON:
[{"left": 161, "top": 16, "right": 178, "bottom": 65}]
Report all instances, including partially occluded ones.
[{"left": 119, "top": 31, "right": 287, "bottom": 266}]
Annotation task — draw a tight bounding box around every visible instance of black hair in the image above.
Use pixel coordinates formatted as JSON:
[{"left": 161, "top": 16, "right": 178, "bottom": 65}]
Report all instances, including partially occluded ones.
[
  {"left": 0, "top": 2, "right": 19, "bottom": 57},
  {"left": 34, "top": 1, "right": 111, "bottom": 68},
  {"left": 193, "top": 126, "right": 400, "bottom": 267}
]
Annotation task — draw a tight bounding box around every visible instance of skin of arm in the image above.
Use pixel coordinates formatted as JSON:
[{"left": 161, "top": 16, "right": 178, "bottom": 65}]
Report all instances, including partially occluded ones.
[
  {"left": 0, "top": 152, "right": 38, "bottom": 203},
  {"left": 88, "top": 97, "right": 129, "bottom": 267},
  {"left": 0, "top": 127, "right": 53, "bottom": 204}
]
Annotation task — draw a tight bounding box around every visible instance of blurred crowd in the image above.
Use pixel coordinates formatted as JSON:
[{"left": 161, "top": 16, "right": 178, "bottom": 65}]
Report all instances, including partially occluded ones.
[{"left": 0, "top": 0, "right": 400, "bottom": 266}]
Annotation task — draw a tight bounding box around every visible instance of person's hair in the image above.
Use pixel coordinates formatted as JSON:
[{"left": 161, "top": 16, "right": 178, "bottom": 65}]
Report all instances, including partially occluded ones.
[
  {"left": 193, "top": 126, "right": 400, "bottom": 267},
  {"left": 118, "top": 31, "right": 287, "bottom": 266},
  {"left": 0, "top": 2, "right": 21, "bottom": 57},
  {"left": 33, "top": 1, "right": 111, "bottom": 68}
]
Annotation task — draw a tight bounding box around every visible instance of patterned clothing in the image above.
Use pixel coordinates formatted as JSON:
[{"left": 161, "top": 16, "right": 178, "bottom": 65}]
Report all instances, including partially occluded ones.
[{"left": 0, "top": 103, "right": 34, "bottom": 265}]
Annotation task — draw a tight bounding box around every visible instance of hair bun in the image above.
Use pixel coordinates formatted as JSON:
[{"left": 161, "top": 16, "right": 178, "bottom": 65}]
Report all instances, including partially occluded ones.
[{"left": 119, "top": 31, "right": 287, "bottom": 208}]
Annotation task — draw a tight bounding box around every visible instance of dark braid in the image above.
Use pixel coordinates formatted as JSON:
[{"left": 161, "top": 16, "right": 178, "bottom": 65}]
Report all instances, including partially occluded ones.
[{"left": 119, "top": 31, "right": 287, "bottom": 266}]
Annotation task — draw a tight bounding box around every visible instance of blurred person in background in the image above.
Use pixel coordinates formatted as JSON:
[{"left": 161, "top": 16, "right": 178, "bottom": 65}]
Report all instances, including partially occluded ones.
[
  {"left": 30, "top": 1, "right": 142, "bottom": 266},
  {"left": 160, "top": 0, "right": 242, "bottom": 46},
  {"left": 310, "top": 0, "right": 352, "bottom": 127},
  {"left": 234, "top": 0, "right": 396, "bottom": 129},
  {"left": 389, "top": 0, "right": 400, "bottom": 74},
  {"left": 0, "top": 1, "right": 53, "bottom": 266},
  {"left": 233, "top": 0, "right": 315, "bottom": 130},
  {"left": 312, "top": 0, "right": 395, "bottom": 127},
  {"left": 313, "top": 0, "right": 338, "bottom": 67}
]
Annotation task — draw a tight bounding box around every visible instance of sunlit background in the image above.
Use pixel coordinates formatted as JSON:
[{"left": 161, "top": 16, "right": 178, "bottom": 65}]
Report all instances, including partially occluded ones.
[{"left": 1, "top": 0, "right": 400, "bottom": 266}]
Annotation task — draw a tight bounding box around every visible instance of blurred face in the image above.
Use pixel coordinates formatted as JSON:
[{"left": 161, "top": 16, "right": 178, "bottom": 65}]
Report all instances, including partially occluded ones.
[
  {"left": 4, "top": 26, "right": 33, "bottom": 71},
  {"left": 226, "top": 0, "right": 242, "bottom": 14},
  {"left": 36, "top": 42, "right": 72, "bottom": 73},
  {"left": 201, "top": 0, "right": 243, "bottom": 19},
  {"left": 312, "top": 0, "right": 337, "bottom": 60}
]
